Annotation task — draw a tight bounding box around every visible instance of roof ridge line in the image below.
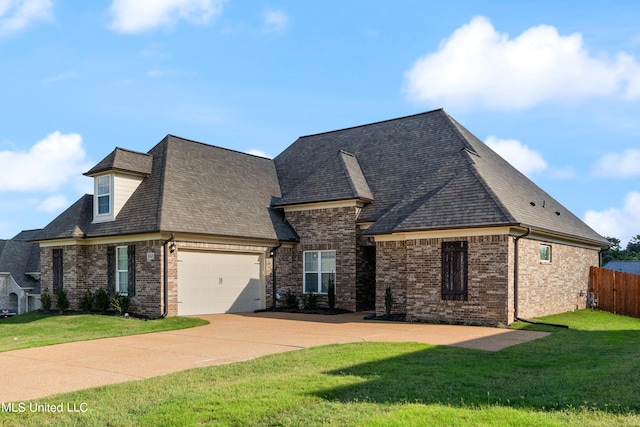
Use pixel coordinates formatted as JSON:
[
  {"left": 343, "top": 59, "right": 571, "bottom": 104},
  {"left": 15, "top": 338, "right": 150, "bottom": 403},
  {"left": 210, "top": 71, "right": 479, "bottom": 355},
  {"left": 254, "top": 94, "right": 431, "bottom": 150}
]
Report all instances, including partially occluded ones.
[
  {"left": 298, "top": 108, "right": 445, "bottom": 139},
  {"left": 165, "top": 134, "right": 273, "bottom": 161}
]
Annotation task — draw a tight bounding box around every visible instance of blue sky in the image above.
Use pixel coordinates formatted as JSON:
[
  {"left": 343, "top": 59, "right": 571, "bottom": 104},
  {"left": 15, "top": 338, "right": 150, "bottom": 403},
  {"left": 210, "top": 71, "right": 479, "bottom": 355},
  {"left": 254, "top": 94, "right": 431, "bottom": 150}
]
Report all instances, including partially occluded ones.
[{"left": 1, "top": 0, "right": 639, "bottom": 244}]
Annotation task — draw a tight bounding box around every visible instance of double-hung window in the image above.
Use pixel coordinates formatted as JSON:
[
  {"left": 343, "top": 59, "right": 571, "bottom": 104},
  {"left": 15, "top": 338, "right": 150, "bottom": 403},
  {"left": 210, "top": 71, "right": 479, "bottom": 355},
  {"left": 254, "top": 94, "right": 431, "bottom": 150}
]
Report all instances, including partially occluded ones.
[
  {"left": 116, "top": 246, "right": 129, "bottom": 295},
  {"left": 107, "top": 245, "right": 135, "bottom": 296},
  {"left": 96, "top": 175, "right": 111, "bottom": 216},
  {"left": 442, "top": 241, "right": 468, "bottom": 301},
  {"left": 303, "top": 250, "right": 336, "bottom": 294}
]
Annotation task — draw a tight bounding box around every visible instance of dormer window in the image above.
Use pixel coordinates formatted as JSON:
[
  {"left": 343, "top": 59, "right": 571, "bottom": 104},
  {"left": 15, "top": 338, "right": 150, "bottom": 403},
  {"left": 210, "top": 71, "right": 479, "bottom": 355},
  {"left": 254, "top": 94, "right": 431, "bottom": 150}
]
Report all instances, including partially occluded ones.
[
  {"left": 84, "top": 147, "right": 153, "bottom": 224},
  {"left": 96, "top": 175, "right": 112, "bottom": 216}
]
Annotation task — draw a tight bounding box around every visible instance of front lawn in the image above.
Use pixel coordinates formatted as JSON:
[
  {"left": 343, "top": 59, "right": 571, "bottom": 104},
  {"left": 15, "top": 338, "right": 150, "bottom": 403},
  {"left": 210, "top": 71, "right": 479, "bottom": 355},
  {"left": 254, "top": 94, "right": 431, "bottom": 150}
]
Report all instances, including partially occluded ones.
[
  {"left": 0, "top": 311, "right": 208, "bottom": 352},
  {"left": 2, "top": 310, "right": 640, "bottom": 426}
]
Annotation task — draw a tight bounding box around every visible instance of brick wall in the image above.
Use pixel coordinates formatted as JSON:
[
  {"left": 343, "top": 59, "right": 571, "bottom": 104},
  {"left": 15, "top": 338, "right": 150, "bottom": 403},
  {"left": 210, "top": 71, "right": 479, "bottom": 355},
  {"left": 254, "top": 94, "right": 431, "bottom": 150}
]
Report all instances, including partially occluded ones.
[
  {"left": 376, "top": 240, "right": 407, "bottom": 314},
  {"left": 375, "top": 234, "right": 598, "bottom": 325},
  {"left": 40, "top": 241, "right": 164, "bottom": 317},
  {"left": 377, "top": 235, "right": 511, "bottom": 325},
  {"left": 517, "top": 238, "right": 599, "bottom": 318},
  {"left": 279, "top": 206, "right": 360, "bottom": 311},
  {"left": 40, "top": 240, "right": 273, "bottom": 317},
  {"left": 267, "top": 246, "right": 293, "bottom": 307}
]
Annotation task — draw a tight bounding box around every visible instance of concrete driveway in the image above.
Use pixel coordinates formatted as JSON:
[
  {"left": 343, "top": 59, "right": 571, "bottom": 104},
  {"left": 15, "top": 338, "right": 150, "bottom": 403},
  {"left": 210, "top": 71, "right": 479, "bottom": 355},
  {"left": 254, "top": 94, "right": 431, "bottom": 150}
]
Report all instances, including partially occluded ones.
[{"left": 0, "top": 311, "right": 548, "bottom": 402}]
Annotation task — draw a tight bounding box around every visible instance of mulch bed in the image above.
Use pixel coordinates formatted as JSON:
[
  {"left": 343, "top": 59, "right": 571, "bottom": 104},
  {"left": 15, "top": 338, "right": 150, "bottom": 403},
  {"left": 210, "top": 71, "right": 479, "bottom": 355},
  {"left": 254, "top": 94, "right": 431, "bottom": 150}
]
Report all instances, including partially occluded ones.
[
  {"left": 264, "top": 306, "right": 352, "bottom": 315},
  {"left": 363, "top": 313, "right": 407, "bottom": 322}
]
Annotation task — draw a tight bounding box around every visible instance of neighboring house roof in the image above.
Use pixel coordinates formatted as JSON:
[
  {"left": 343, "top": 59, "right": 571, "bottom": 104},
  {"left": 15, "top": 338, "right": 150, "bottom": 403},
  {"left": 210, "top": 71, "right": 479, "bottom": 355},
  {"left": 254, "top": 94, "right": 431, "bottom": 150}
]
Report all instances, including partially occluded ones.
[
  {"left": 36, "top": 135, "right": 298, "bottom": 243},
  {"left": 603, "top": 260, "right": 640, "bottom": 275},
  {"left": 0, "top": 230, "right": 41, "bottom": 292},
  {"left": 274, "top": 109, "right": 608, "bottom": 246}
]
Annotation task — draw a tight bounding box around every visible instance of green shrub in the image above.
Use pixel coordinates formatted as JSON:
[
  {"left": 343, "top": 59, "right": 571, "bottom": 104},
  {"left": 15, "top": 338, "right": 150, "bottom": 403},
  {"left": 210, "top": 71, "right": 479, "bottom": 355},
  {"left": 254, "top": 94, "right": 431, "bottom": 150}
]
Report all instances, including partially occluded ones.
[
  {"left": 284, "top": 289, "right": 298, "bottom": 308},
  {"left": 385, "top": 286, "right": 393, "bottom": 315},
  {"left": 303, "top": 292, "right": 317, "bottom": 310},
  {"left": 111, "top": 293, "right": 131, "bottom": 316},
  {"left": 56, "top": 290, "right": 70, "bottom": 312},
  {"left": 327, "top": 275, "right": 336, "bottom": 311},
  {"left": 94, "top": 288, "right": 110, "bottom": 313},
  {"left": 80, "top": 290, "right": 94, "bottom": 312},
  {"left": 40, "top": 289, "right": 52, "bottom": 311}
]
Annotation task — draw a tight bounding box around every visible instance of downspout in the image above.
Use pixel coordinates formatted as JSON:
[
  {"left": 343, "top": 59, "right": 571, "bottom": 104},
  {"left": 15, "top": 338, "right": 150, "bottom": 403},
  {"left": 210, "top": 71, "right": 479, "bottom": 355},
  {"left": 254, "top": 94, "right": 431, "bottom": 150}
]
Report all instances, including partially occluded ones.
[
  {"left": 513, "top": 227, "right": 568, "bottom": 328},
  {"left": 271, "top": 241, "right": 283, "bottom": 309},
  {"left": 158, "top": 233, "right": 175, "bottom": 319}
]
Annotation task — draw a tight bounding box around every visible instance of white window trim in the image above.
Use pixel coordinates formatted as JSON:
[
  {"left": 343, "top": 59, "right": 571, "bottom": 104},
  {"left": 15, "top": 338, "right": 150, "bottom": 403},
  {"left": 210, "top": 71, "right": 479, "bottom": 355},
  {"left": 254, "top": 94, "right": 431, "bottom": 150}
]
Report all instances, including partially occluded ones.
[
  {"left": 540, "top": 244, "right": 552, "bottom": 263},
  {"left": 303, "top": 250, "right": 336, "bottom": 294},
  {"left": 94, "top": 174, "right": 113, "bottom": 222},
  {"left": 116, "top": 246, "right": 128, "bottom": 296}
]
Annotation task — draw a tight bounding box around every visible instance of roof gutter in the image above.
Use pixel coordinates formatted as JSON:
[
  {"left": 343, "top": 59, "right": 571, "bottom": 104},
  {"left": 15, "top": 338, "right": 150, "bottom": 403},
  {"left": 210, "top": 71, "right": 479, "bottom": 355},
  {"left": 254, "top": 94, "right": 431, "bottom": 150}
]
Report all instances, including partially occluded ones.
[{"left": 513, "top": 227, "right": 568, "bottom": 329}]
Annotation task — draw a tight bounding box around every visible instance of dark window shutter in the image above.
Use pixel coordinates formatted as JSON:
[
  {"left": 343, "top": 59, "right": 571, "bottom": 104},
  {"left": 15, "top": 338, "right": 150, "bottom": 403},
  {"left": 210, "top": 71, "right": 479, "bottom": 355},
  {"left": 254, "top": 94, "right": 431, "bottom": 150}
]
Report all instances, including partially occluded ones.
[
  {"left": 441, "top": 241, "right": 468, "bottom": 301},
  {"left": 53, "top": 249, "right": 63, "bottom": 292},
  {"left": 107, "top": 246, "right": 115, "bottom": 294},
  {"left": 127, "top": 245, "right": 136, "bottom": 297}
]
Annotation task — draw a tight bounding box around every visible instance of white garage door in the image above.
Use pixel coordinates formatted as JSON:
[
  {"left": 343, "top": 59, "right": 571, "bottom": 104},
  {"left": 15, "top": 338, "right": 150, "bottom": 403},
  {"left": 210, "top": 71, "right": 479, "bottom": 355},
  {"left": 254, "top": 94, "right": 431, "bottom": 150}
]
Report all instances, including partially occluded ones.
[{"left": 177, "top": 251, "right": 264, "bottom": 315}]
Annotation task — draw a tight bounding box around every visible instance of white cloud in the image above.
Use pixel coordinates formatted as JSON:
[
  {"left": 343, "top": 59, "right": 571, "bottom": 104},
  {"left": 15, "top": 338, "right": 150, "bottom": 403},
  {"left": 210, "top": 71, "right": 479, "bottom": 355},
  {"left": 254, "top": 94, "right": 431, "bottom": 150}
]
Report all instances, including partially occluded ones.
[
  {"left": 245, "top": 149, "right": 271, "bottom": 159},
  {"left": 108, "top": 0, "right": 225, "bottom": 34},
  {"left": 263, "top": 9, "right": 289, "bottom": 34},
  {"left": 404, "top": 16, "right": 640, "bottom": 110},
  {"left": 592, "top": 149, "right": 640, "bottom": 178},
  {"left": 584, "top": 191, "right": 640, "bottom": 245},
  {"left": 0, "top": 131, "right": 89, "bottom": 192},
  {"left": 0, "top": 0, "right": 53, "bottom": 36},
  {"left": 485, "top": 136, "right": 547, "bottom": 176},
  {"left": 38, "top": 194, "right": 68, "bottom": 213}
]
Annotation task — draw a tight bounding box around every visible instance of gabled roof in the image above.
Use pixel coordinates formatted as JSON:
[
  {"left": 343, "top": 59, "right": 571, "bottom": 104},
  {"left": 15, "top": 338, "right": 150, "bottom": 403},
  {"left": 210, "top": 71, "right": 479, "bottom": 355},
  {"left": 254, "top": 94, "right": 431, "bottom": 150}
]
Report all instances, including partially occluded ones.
[
  {"left": 84, "top": 147, "right": 153, "bottom": 177},
  {"left": 37, "top": 135, "right": 298, "bottom": 243},
  {"left": 276, "top": 149, "right": 374, "bottom": 205},
  {"left": 0, "top": 230, "right": 41, "bottom": 291},
  {"left": 274, "top": 109, "right": 608, "bottom": 246},
  {"left": 603, "top": 260, "right": 640, "bottom": 275}
]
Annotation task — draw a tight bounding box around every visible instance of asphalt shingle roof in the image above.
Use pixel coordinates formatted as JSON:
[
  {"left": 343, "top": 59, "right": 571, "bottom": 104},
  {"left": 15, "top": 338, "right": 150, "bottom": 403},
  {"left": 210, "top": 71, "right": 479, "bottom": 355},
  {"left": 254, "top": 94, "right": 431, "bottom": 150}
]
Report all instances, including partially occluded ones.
[
  {"left": 37, "top": 135, "right": 298, "bottom": 242},
  {"left": 84, "top": 147, "right": 153, "bottom": 177},
  {"left": 37, "top": 110, "right": 606, "bottom": 247},
  {"left": 274, "top": 109, "right": 608, "bottom": 246}
]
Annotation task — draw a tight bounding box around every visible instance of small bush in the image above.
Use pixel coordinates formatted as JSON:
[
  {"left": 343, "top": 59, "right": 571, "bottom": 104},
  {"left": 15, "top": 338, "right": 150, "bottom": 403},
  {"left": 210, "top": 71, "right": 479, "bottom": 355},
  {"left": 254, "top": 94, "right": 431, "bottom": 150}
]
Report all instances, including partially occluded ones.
[
  {"left": 284, "top": 289, "right": 298, "bottom": 308},
  {"left": 111, "top": 293, "right": 131, "bottom": 316},
  {"left": 40, "top": 289, "right": 52, "bottom": 311},
  {"left": 303, "top": 292, "right": 318, "bottom": 310},
  {"left": 327, "top": 276, "right": 336, "bottom": 311},
  {"left": 80, "top": 290, "right": 94, "bottom": 312},
  {"left": 56, "top": 290, "right": 70, "bottom": 312},
  {"left": 385, "top": 286, "right": 393, "bottom": 315},
  {"left": 94, "top": 288, "right": 110, "bottom": 313}
]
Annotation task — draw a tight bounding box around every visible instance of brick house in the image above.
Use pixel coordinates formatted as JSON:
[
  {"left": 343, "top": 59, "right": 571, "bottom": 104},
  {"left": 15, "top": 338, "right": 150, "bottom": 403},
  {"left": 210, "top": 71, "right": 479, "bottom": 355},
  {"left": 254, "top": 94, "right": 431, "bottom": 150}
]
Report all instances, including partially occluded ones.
[
  {"left": 0, "top": 230, "right": 41, "bottom": 314},
  {"left": 35, "top": 109, "right": 608, "bottom": 324}
]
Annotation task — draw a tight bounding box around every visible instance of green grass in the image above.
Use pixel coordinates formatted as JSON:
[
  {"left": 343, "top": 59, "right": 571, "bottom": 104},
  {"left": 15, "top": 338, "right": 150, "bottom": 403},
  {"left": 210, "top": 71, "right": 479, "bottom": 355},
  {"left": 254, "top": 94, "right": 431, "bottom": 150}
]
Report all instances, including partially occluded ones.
[
  {"left": 2, "top": 310, "right": 640, "bottom": 426},
  {"left": 0, "top": 311, "right": 208, "bottom": 352}
]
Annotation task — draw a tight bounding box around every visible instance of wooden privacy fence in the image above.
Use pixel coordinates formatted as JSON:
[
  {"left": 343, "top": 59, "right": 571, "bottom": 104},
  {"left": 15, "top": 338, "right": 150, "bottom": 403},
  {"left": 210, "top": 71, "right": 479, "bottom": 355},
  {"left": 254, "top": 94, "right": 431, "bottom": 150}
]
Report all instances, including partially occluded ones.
[{"left": 590, "top": 266, "right": 640, "bottom": 318}]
